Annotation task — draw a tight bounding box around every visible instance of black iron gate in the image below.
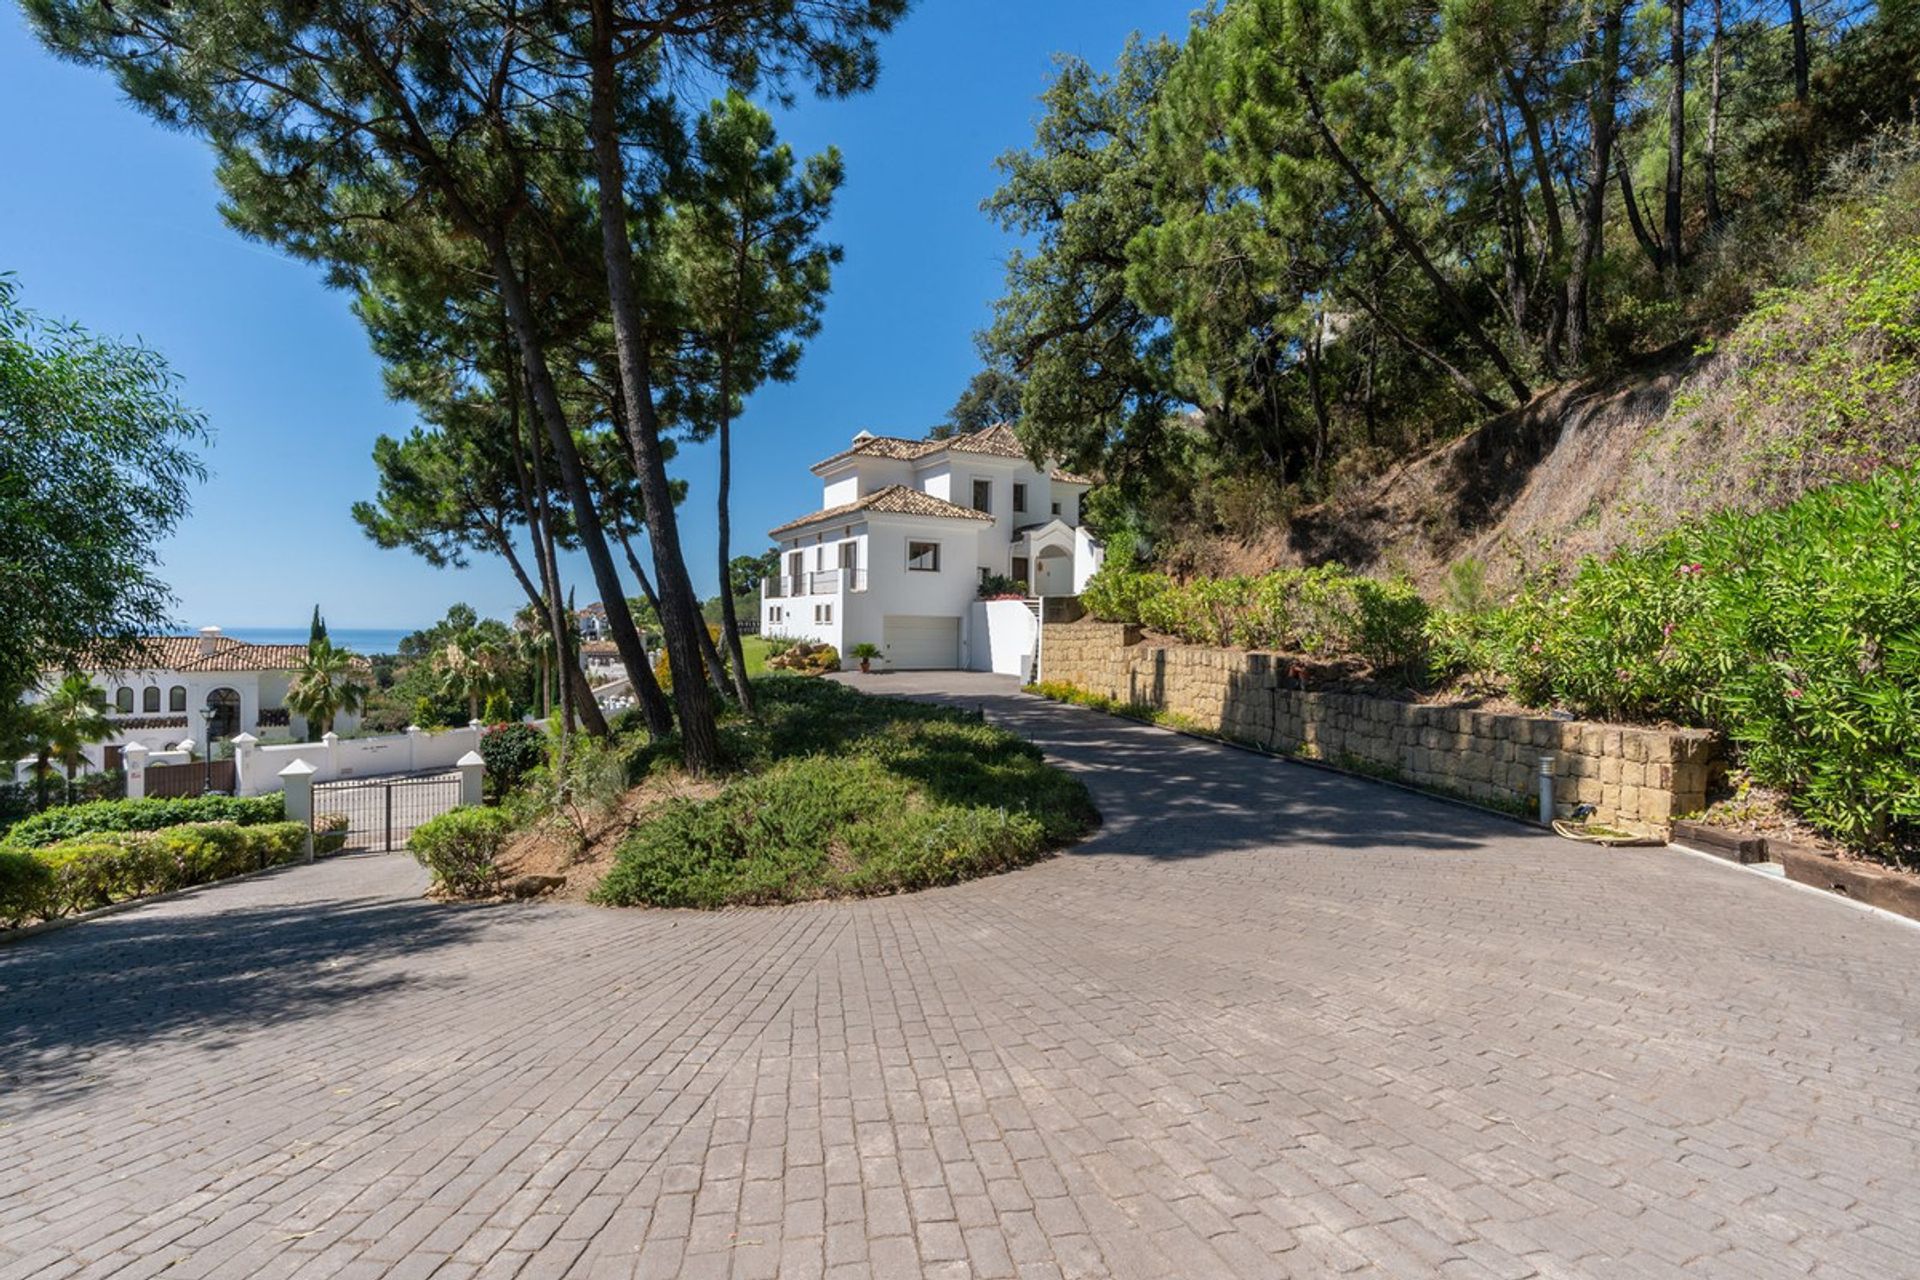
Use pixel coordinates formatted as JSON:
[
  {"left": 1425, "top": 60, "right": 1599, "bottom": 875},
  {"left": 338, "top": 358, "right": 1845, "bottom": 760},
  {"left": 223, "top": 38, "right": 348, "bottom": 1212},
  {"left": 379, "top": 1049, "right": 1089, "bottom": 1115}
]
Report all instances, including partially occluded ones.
[{"left": 311, "top": 772, "right": 462, "bottom": 853}]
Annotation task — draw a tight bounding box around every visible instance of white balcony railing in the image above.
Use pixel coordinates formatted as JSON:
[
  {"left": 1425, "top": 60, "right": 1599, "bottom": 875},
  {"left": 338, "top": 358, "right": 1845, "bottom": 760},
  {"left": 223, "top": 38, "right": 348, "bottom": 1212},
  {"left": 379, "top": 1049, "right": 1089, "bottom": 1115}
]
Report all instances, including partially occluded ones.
[{"left": 762, "top": 570, "right": 868, "bottom": 599}]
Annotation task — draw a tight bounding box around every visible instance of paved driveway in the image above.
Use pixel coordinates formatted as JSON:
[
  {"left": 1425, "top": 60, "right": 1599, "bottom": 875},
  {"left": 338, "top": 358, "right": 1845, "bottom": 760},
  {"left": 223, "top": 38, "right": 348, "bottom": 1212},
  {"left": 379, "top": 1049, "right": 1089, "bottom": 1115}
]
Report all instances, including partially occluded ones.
[{"left": 3, "top": 673, "right": 1918, "bottom": 1280}]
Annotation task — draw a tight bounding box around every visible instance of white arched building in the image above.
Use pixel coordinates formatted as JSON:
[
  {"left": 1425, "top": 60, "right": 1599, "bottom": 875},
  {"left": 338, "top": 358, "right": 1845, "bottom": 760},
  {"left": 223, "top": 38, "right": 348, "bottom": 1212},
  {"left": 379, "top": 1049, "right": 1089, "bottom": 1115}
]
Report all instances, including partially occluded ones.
[
  {"left": 21, "top": 627, "right": 364, "bottom": 776},
  {"left": 760, "top": 425, "right": 1102, "bottom": 673}
]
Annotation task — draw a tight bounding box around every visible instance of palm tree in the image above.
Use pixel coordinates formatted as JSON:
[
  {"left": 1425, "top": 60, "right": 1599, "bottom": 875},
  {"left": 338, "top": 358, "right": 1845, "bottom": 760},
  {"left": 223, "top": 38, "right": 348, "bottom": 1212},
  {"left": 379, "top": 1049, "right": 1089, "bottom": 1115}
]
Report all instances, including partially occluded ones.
[
  {"left": 513, "top": 604, "right": 555, "bottom": 720},
  {"left": 32, "top": 674, "right": 113, "bottom": 806},
  {"left": 435, "top": 635, "right": 505, "bottom": 723},
  {"left": 288, "top": 638, "right": 370, "bottom": 737}
]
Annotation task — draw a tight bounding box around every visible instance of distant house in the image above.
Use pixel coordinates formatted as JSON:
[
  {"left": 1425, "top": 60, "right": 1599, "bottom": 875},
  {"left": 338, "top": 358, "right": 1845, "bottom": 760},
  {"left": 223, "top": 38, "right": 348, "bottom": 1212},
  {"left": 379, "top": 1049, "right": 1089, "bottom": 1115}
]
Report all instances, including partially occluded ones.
[
  {"left": 578, "top": 640, "right": 625, "bottom": 683},
  {"left": 760, "top": 424, "right": 1101, "bottom": 670},
  {"left": 19, "top": 626, "right": 363, "bottom": 774},
  {"left": 576, "top": 602, "right": 612, "bottom": 641}
]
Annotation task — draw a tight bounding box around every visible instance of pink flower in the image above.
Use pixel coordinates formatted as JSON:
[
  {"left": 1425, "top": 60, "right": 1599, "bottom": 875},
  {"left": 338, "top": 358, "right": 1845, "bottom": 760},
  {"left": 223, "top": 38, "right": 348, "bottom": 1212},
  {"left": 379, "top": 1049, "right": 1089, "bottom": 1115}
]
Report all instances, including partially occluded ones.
[
  {"left": 1661, "top": 623, "right": 1675, "bottom": 638},
  {"left": 1615, "top": 669, "right": 1632, "bottom": 683},
  {"left": 1786, "top": 687, "right": 1804, "bottom": 699}
]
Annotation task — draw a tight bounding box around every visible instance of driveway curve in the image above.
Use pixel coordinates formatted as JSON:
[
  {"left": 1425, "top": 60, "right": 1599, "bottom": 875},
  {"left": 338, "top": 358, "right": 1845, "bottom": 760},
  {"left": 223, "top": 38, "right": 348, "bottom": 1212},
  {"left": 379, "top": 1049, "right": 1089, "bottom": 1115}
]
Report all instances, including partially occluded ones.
[{"left": 3, "top": 672, "right": 1917, "bottom": 1280}]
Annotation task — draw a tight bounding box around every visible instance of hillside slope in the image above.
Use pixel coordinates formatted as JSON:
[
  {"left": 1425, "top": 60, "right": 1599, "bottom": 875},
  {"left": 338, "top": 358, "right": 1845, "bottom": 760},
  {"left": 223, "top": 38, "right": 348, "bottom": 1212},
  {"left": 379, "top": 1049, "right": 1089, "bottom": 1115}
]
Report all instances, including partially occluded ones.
[{"left": 1169, "top": 157, "right": 1920, "bottom": 596}]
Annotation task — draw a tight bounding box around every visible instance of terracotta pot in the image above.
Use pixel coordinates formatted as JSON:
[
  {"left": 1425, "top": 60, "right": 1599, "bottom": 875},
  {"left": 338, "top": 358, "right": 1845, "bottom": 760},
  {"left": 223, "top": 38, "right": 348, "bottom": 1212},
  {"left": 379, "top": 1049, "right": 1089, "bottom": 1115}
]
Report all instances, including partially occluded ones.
[{"left": 859, "top": 658, "right": 872, "bottom": 674}]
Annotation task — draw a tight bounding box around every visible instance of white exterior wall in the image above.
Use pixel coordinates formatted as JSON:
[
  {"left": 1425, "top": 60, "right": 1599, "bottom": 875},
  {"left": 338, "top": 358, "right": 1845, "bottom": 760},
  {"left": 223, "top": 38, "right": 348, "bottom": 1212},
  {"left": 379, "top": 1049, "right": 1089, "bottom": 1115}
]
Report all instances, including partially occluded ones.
[
  {"left": 968, "top": 600, "right": 1038, "bottom": 677},
  {"left": 1073, "top": 525, "right": 1106, "bottom": 592},
  {"left": 1049, "top": 484, "right": 1086, "bottom": 527},
  {"left": 239, "top": 724, "right": 486, "bottom": 795},
  {"left": 841, "top": 514, "right": 985, "bottom": 667},
  {"left": 822, "top": 473, "right": 862, "bottom": 506}
]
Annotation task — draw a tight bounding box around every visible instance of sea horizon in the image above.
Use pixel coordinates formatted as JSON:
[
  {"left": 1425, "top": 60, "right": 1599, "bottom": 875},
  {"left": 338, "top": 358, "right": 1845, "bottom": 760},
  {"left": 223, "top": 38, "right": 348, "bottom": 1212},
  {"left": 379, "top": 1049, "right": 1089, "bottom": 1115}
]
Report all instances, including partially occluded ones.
[{"left": 183, "top": 626, "right": 418, "bottom": 655}]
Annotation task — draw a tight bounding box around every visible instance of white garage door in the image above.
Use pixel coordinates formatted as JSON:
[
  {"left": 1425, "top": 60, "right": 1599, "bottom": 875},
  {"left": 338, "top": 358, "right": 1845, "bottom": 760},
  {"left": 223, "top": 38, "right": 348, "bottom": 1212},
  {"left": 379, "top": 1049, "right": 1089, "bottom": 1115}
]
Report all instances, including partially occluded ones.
[{"left": 883, "top": 615, "right": 961, "bottom": 670}]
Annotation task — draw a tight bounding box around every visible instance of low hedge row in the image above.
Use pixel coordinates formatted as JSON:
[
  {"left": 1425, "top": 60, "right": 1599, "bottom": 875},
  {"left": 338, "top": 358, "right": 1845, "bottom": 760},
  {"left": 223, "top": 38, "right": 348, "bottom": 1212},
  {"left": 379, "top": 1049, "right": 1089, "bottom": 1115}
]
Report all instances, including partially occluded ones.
[
  {"left": 0, "top": 794, "right": 285, "bottom": 851},
  {"left": 0, "top": 820, "right": 310, "bottom": 926}
]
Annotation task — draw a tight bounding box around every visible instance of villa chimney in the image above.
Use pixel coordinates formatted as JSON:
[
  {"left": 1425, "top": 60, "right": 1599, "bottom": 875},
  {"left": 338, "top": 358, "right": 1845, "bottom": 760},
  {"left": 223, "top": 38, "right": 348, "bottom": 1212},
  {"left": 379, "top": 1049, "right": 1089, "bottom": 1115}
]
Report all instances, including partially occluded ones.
[
  {"left": 198, "top": 625, "right": 221, "bottom": 656},
  {"left": 852, "top": 429, "right": 876, "bottom": 444}
]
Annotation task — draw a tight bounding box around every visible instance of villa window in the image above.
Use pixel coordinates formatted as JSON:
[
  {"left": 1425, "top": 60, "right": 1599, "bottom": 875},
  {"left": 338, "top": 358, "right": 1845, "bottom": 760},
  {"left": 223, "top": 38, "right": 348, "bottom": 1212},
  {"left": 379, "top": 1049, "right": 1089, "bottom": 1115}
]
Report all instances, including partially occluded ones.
[
  {"left": 838, "top": 541, "right": 857, "bottom": 571},
  {"left": 907, "top": 540, "right": 941, "bottom": 572},
  {"left": 143, "top": 686, "right": 161, "bottom": 713},
  {"left": 971, "top": 478, "right": 992, "bottom": 512},
  {"left": 169, "top": 686, "right": 186, "bottom": 712},
  {"left": 115, "top": 687, "right": 134, "bottom": 714},
  {"left": 1052, "top": 501, "right": 1061, "bottom": 516},
  {"left": 1013, "top": 483, "right": 1027, "bottom": 514},
  {"left": 814, "top": 603, "right": 833, "bottom": 624}
]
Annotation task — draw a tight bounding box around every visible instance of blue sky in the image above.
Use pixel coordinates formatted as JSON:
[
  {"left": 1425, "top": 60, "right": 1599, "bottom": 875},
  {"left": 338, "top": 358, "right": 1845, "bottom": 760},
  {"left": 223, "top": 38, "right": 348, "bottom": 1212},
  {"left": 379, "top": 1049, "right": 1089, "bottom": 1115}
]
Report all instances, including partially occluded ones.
[{"left": 1, "top": 2, "right": 1195, "bottom": 631}]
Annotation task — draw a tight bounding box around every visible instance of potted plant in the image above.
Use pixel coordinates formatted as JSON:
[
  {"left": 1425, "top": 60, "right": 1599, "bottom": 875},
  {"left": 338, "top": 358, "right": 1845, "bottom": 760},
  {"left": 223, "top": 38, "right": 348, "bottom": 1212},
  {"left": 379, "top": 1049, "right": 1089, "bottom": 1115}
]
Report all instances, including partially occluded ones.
[{"left": 850, "top": 642, "right": 882, "bottom": 675}]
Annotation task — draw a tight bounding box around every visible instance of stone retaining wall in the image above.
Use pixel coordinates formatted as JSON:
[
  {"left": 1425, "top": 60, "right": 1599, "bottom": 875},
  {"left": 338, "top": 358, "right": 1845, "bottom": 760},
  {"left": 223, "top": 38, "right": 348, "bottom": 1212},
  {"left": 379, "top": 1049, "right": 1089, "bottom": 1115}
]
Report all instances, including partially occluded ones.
[{"left": 1040, "top": 619, "right": 1721, "bottom": 832}]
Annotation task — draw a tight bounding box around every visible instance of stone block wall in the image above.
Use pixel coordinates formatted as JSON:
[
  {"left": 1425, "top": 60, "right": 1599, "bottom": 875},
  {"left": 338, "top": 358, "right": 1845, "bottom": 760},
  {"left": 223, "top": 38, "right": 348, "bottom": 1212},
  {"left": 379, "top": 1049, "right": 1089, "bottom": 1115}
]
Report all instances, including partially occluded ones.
[{"left": 1039, "top": 620, "right": 1721, "bottom": 833}]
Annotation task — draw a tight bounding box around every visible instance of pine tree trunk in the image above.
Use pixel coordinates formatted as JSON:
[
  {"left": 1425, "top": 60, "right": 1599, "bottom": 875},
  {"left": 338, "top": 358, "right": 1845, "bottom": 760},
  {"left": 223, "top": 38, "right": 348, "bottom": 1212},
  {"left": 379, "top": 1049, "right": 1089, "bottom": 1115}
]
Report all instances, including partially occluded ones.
[
  {"left": 1664, "top": 0, "right": 1687, "bottom": 294},
  {"left": 1705, "top": 0, "right": 1724, "bottom": 226},
  {"left": 715, "top": 344, "right": 754, "bottom": 711},
  {"left": 482, "top": 237, "right": 668, "bottom": 740},
  {"left": 1295, "top": 70, "right": 1530, "bottom": 406},
  {"left": 585, "top": 0, "right": 721, "bottom": 773},
  {"left": 1568, "top": 2, "right": 1624, "bottom": 366}
]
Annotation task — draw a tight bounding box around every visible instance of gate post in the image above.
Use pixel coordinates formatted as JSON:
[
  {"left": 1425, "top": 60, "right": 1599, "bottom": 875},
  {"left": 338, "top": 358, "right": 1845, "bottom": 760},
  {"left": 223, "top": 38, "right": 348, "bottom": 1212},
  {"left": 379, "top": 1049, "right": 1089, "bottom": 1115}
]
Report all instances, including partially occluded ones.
[
  {"left": 124, "top": 743, "right": 148, "bottom": 799},
  {"left": 230, "top": 732, "right": 258, "bottom": 796},
  {"left": 457, "top": 751, "right": 485, "bottom": 807},
  {"left": 280, "top": 759, "right": 318, "bottom": 863}
]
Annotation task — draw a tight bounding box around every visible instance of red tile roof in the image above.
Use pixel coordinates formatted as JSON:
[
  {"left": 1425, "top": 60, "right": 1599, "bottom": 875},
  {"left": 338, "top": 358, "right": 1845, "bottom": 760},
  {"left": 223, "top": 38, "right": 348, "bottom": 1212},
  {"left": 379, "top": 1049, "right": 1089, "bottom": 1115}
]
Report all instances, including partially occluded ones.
[
  {"left": 810, "top": 423, "right": 1042, "bottom": 473},
  {"left": 768, "top": 484, "right": 996, "bottom": 537},
  {"left": 87, "top": 635, "right": 367, "bottom": 674}
]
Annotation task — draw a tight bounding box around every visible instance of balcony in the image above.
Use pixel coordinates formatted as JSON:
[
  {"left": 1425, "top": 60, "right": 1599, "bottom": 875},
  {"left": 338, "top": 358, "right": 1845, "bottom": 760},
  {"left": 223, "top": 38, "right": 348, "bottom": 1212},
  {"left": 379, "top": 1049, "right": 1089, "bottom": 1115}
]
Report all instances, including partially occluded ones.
[{"left": 762, "top": 569, "right": 868, "bottom": 598}]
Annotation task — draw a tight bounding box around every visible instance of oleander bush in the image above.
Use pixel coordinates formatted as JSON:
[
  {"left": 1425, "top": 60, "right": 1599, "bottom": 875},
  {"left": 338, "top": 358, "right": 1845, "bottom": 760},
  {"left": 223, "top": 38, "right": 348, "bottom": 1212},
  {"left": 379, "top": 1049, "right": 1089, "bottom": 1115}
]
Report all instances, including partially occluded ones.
[
  {"left": 409, "top": 806, "right": 513, "bottom": 897},
  {"left": 0, "top": 794, "right": 286, "bottom": 851},
  {"left": 594, "top": 678, "right": 1095, "bottom": 909},
  {"left": 1080, "top": 468, "right": 1920, "bottom": 854}
]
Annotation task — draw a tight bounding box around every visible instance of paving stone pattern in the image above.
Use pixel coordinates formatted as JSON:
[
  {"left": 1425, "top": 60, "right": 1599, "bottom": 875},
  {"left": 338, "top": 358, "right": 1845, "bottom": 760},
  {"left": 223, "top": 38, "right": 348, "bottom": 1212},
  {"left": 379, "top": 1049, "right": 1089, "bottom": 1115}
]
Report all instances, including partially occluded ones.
[{"left": 3, "top": 672, "right": 1917, "bottom": 1279}]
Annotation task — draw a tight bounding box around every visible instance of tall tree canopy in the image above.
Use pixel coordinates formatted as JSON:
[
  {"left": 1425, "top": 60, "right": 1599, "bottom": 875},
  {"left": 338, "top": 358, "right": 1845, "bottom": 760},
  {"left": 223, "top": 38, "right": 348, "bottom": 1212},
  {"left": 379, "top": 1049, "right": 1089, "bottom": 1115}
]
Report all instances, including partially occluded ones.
[{"left": 0, "top": 276, "right": 207, "bottom": 752}]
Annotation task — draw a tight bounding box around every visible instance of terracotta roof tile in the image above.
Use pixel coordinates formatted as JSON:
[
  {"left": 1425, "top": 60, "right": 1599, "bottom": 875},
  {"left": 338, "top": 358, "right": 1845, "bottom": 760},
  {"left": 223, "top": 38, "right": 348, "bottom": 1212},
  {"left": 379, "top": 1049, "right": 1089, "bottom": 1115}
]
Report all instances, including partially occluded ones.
[
  {"left": 768, "top": 484, "right": 995, "bottom": 537},
  {"left": 86, "top": 635, "right": 367, "bottom": 674}
]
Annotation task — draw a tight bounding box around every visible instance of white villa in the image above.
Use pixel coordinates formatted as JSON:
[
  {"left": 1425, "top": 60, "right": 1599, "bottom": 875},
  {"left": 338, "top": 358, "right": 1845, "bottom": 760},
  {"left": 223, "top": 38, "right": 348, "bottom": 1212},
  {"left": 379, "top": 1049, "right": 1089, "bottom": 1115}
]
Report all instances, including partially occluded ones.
[
  {"left": 760, "top": 424, "right": 1101, "bottom": 671},
  {"left": 21, "top": 627, "right": 362, "bottom": 775}
]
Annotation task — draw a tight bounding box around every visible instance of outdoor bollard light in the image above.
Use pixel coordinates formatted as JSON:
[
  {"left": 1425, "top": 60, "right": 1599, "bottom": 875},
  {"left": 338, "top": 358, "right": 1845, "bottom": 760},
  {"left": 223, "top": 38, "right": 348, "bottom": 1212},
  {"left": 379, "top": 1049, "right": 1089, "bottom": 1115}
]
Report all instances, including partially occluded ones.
[{"left": 1537, "top": 754, "right": 1556, "bottom": 825}]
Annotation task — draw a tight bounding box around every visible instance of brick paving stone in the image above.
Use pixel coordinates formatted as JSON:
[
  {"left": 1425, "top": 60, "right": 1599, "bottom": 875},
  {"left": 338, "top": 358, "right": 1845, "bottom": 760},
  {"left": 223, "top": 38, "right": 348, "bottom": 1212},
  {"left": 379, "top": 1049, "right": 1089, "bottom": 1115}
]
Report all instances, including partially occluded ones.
[{"left": 5, "top": 672, "right": 1920, "bottom": 1278}]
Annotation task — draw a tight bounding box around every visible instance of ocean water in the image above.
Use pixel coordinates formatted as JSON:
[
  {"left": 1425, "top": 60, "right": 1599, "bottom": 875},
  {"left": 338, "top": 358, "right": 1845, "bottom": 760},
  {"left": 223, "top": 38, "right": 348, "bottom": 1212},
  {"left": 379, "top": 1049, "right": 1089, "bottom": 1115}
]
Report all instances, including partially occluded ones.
[{"left": 211, "top": 627, "right": 416, "bottom": 655}]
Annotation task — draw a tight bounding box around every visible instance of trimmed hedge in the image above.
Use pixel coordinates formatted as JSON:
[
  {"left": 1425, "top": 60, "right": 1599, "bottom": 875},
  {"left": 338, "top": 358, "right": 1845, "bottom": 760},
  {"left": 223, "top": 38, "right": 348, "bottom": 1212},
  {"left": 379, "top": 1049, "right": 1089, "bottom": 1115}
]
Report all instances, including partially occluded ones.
[
  {"left": 410, "top": 806, "right": 513, "bottom": 898},
  {"left": 0, "top": 794, "right": 285, "bottom": 851},
  {"left": 1, "top": 820, "right": 309, "bottom": 924}
]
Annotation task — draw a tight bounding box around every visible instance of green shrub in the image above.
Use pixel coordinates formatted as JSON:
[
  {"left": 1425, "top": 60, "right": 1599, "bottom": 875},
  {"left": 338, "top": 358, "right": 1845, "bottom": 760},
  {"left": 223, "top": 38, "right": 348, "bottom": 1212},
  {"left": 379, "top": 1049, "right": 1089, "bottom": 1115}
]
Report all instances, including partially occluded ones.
[
  {"left": 21, "top": 820, "right": 311, "bottom": 920},
  {"left": 0, "top": 793, "right": 285, "bottom": 850},
  {"left": 594, "top": 681, "right": 1096, "bottom": 909},
  {"left": 480, "top": 722, "right": 547, "bottom": 791},
  {"left": 410, "top": 806, "right": 513, "bottom": 897},
  {"left": 0, "top": 849, "right": 52, "bottom": 927}
]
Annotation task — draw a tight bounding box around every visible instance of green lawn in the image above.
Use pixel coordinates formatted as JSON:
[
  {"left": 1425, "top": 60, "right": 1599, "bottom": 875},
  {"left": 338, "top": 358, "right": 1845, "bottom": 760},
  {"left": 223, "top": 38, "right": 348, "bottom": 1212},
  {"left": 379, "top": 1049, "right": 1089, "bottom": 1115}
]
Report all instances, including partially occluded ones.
[{"left": 737, "top": 634, "right": 772, "bottom": 677}]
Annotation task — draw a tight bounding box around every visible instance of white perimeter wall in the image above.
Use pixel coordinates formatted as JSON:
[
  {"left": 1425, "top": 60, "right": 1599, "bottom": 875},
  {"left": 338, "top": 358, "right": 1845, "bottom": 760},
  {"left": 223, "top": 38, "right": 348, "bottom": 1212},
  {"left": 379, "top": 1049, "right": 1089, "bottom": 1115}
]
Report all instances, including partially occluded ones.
[{"left": 237, "top": 724, "right": 486, "bottom": 795}]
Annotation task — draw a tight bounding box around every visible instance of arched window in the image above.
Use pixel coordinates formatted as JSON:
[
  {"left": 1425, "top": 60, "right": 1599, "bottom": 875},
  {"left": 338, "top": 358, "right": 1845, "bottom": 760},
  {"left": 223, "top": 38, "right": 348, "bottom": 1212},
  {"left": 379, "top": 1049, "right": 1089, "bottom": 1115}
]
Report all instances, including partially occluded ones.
[
  {"left": 168, "top": 686, "right": 186, "bottom": 712},
  {"left": 143, "top": 687, "right": 161, "bottom": 713},
  {"left": 205, "top": 688, "right": 242, "bottom": 742},
  {"left": 116, "top": 687, "right": 134, "bottom": 714}
]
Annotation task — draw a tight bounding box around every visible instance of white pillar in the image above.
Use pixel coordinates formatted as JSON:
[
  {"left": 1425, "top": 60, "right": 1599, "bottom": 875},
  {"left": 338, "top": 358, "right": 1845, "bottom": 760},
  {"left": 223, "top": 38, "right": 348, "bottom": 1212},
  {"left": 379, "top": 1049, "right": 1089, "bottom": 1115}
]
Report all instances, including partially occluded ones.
[
  {"left": 467, "top": 719, "right": 484, "bottom": 761},
  {"left": 279, "top": 758, "right": 318, "bottom": 862},
  {"left": 456, "top": 751, "right": 485, "bottom": 807},
  {"left": 321, "top": 731, "right": 339, "bottom": 782},
  {"left": 406, "top": 723, "right": 422, "bottom": 773},
  {"left": 124, "top": 743, "right": 149, "bottom": 799},
  {"left": 230, "top": 732, "right": 258, "bottom": 796}
]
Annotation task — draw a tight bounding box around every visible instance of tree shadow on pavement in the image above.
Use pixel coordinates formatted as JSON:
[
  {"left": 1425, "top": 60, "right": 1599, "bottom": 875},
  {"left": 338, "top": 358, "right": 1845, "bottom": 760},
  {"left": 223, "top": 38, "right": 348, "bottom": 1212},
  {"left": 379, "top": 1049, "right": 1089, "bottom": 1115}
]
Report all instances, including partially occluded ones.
[
  {"left": 867, "top": 682, "right": 1530, "bottom": 863},
  {"left": 0, "top": 886, "right": 491, "bottom": 1115}
]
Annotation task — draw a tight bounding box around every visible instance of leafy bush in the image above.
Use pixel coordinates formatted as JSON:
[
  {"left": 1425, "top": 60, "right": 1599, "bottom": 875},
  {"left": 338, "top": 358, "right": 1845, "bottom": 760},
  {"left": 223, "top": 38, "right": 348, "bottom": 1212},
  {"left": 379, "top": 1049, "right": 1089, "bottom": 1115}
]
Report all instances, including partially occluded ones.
[
  {"left": 0, "top": 849, "right": 52, "bottom": 926},
  {"left": 14, "top": 820, "right": 310, "bottom": 921},
  {"left": 594, "top": 680, "right": 1095, "bottom": 908},
  {"left": 409, "top": 806, "right": 512, "bottom": 897},
  {"left": 0, "top": 794, "right": 285, "bottom": 851},
  {"left": 1080, "top": 562, "right": 1431, "bottom": 678},
  {"left": 977, "top": 573, "right": 1028, "bottom": 600},
  {"left": 480, "top": 722, "right": 547, "bottom": 791}
]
